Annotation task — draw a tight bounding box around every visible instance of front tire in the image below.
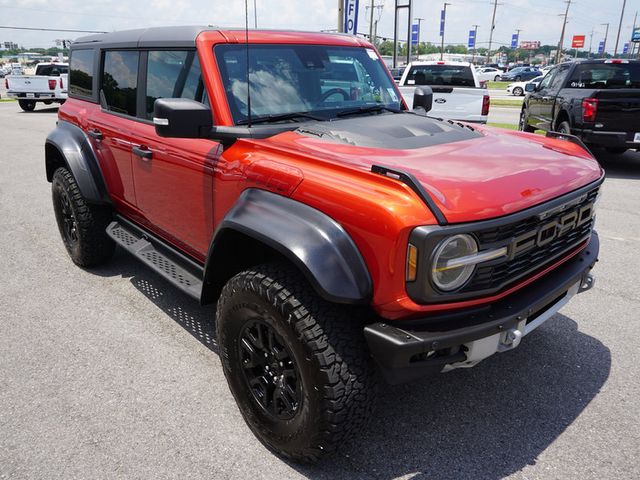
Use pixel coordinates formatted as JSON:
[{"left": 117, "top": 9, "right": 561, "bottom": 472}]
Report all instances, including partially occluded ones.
[
  {"left": 494, "top": 75, "right": 500, "bottom": 81},
  {"left": 519, "top": 108, "right": 535, "bottom": 133},
  {"left": 52, "top": 167, "right": 115, "bottom": 267},
  {"left": 216, "top": 263, "right": 376, "bottom": 462},
  {"left": 513, "top": 87, "right": 523, "bottom": 96},
  {"left": 18, "top": 99, "right": 36, "bottom": 111}
]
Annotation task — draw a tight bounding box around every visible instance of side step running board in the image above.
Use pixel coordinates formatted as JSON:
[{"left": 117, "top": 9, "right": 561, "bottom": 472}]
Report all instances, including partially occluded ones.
[{"left": 106, "top": 219, "right": 203, "bottom": 300}]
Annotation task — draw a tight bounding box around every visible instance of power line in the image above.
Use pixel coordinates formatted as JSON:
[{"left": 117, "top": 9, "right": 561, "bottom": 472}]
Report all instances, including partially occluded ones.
[{"left": 0, "top": 26, "right": 107, "bottom": 33}]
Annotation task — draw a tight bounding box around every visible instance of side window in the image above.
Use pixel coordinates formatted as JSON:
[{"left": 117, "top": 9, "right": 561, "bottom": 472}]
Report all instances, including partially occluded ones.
[
  {"left": 145, "top": 50, "right": 205, "bottom": 118},
  {"left": 102, "top": 50, "right": 139, "bottom": 117},
  {"left": 538, "top": 69, "right": 555, "bottom": 90},
  {"left": 69, "top": 50, "right": 94, "bottom": 98},
  {"left": 548, "top": 66, "right": 570, "bottom": 91}
]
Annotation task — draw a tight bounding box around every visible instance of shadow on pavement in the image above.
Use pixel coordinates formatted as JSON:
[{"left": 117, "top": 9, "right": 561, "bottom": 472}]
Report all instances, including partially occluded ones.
[
  {"left": 593, "top": 147, "right": 640, "bottom": 180},
  {"left": 91, "top": 250, "right": 609, "bottom": 479},
  {"left": 294, "top": 314, "right": 610, "bottom": 480},
  {"left": 91, "top": 248, "right": 218, "bottom": 354}
]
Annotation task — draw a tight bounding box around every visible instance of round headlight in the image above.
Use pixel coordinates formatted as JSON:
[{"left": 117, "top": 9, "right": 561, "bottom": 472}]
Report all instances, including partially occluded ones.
[{"left": 431, "top": 234, "right": 478, "bottom": 291}]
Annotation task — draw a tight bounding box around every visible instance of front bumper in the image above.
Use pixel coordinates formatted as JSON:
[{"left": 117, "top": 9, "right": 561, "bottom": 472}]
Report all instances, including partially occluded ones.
[{"left": 365, "top": 232, "right": 599, "bottom": 384}]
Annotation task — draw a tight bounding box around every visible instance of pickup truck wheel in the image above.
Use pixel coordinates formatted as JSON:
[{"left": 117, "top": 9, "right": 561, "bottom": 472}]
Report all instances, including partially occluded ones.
[
  {"left": 512, "top": 87, "right": 523, "bottom": 96},
  {"left": 51, "top": 167, "right": 115, "bottom": 267},
  {"left": 216, "top": 263, "right": 376, "bottom": 462},
  {"left": 557, "top": 121, "right": 572, "bottom": 135},
  {"left": 519, "top": 109, "right": 535, "bottom": 133},
  {"left": 18, "top": 100, "right": 36, "bottom": 112}
]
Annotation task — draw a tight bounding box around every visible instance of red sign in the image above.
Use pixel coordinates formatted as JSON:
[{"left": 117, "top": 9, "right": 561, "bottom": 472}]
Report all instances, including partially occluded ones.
[
  {"left": 520, "top": 41, "right": 541, "bottom": 50},
  {"left": 572, "top": 35, "right": 586, "bottom": 48}
]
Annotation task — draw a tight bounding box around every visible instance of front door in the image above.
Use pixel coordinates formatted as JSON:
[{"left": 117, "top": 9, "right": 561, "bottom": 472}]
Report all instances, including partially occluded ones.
[{"left": 129, "top": 50, "right": 217, "bottom": 259}]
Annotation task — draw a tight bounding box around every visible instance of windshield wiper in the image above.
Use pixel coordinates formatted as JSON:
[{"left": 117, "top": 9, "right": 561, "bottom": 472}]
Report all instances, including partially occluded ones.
[
  {"left": 336, "top": 104, "right": 402, "bottom": 118},
  {"left": 236, "top": 111, "right": 325, "bottom": 125}
]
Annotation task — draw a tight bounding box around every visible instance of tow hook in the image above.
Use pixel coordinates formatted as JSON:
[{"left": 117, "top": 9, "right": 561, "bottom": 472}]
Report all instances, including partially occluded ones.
[
  {"left": 578, "top": 273, "right": 595, "bottom": 293},
  {"left": 497, "top": 327, "right": 523, "bottom": 352}
]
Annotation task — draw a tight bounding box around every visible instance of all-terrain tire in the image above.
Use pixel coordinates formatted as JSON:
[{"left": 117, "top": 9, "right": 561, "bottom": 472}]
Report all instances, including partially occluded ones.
[
  {"left": 51, "top": 167, "right": 115, "bottom": 267},
  {"left": 18, "top": 99, "right": 36, "bottom": 111},
  {"left": 556, "top": 120, "right": 572, "bottom": 135},
  {"left": 216, "top": 263, "right": 377, "bottom": 462},
  {"left": 519, "top": 108, "right": 535, "bottom": 133}
]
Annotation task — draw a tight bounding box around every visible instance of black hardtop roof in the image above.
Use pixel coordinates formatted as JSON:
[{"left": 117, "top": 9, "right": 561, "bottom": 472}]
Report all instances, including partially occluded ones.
[{"left": 72, "top": 25, "right": 214, "bottom": 49}]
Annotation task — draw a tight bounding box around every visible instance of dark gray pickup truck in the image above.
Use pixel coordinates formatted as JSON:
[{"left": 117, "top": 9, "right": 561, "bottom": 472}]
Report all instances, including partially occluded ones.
[{"left": 520, "top": 59, "right": 640, "bottom": 154}]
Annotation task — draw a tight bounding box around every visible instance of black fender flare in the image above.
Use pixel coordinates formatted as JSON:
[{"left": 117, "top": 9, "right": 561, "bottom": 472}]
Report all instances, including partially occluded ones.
[
  {"left": 203, "top": 189, "right": 372, "bottom": 305},
  {"left": 45, "top": 120, "right": 111, "bottom": 204}
]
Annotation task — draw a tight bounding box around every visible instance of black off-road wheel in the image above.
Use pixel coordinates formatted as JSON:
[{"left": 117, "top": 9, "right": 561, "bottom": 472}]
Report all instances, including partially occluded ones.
[
  {"left": 51, "top": 167, "right": 115, "bottom": 267},
  {"left": 519, "top": 108, "right": 535, "bottom": 133},
  {"left": 216, "top": 263, "right": 377, "bottom": 462},
  {"left": 18, "top": 100, "right": 36, "bottom": 111},
  {"left": 556, "top": 120, "right": 572, "bottom": 135}
]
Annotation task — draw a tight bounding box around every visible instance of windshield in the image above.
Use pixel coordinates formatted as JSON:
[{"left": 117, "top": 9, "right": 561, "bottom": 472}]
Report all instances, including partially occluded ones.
[
  {"left": 404, "top": 64, "right": 475, "bottom": 87},
  {"left": 214, "top": 44, "right": 401, "bottom": 124},
  {"left": 566, "top": 63, "right": 640, "bottom": 89}
]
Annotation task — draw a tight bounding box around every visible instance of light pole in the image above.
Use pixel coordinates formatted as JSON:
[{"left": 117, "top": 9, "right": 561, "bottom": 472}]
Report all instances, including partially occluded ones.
[
  {"left": 440, "top": 2, "right": 451, "bottom": 61},
  {"left": 601, "top": 22, "right": 610, "bottom": 56},
  {"left": 486, "top": 0, "right": 499, "bottom": 64},
  {"left": 414, "top": 17, "right": 424, "bottom": 60},
  {"left": 614, "top": 0, "right": 627, "bottom": 56}
]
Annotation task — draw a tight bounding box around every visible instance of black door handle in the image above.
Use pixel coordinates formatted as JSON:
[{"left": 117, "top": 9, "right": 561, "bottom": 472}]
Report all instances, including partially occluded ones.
[
  {"left": 87, "top": 129, "right": 103, "bottom": 141},
  {"left": 132, "top": 145, "right": 153, "bottom": 160}
]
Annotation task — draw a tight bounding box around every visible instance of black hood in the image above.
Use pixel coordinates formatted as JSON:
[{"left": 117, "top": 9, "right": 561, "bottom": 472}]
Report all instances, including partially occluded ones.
[{"left": 295, "top": 112, "right": 482, "bottom": 150}]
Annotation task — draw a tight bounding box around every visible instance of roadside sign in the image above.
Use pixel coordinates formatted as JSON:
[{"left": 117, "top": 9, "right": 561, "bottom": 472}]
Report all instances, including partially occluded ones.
[
  {"left": 571, "top": 35, "right": 586, "bottom": 48},
  {"left": 440, "top": 9, "right": 446, "bottom": 37},
  {"left": 598, "top": 40, "right": 605, "bottom": 55},
  {"left": 520, "top": 41, "right": 540, "bottom": 50},
  {"left": 411, "top": 24, "right": 419, "bottom": 46},
  {"left": 632, "top": 28, "right": 640, "bottom": 43},
  {"left": 623, "top": 43, "right": 629, "bottom": 54},
  {"left": 344, "top": 0, "right": 359, "bottom": 36},
  {"left": 468, "top": 29, "right": 476, "bottom": 49},
  {"left": 511, "top": 33, "right": 519, "bottom": 49}
]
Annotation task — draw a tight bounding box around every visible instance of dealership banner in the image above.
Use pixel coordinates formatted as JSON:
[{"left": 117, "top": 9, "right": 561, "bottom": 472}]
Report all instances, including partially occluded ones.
[
  {"left": 344, "top": 0, "right": 359, "bottom": 36},
  {"left": 571, "top": 35, "right": 586, "bottom": 48}
]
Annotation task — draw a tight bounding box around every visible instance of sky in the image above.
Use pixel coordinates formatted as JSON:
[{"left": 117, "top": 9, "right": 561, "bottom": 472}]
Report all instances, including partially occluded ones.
[{"left": 1, "top": 0, "right": 638, "bottom": 54}]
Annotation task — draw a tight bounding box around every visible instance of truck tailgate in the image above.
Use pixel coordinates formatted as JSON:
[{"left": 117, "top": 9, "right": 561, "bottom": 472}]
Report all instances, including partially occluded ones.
[
  {"left": 7, "top": 75, "right": 52, "bottom": 93},
  {"left": 593, "top": 89, "right": 640, "bottom": 132},
  {"left": 399, "top": 85, "right": 487, "bottom": 122}
]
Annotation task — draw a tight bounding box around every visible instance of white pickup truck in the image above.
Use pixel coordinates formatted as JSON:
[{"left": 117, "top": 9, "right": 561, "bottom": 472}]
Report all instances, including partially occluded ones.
[
  {"left": 398, "top": 61, "right": 489, "bottom": 123},
  {"left": 5, "top": 62, "right": 68, "bottom": 111}
]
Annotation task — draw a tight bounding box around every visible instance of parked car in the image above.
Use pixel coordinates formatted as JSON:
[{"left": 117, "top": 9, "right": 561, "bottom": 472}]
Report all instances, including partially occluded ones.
[
  {"left": 46, "top": 26, "right": 601, "bottom": 463},
  {"left": 397, "top": 61, "right": 490, "bottom": 122},
  {"left": 507, "top": 75, "right": 544, "bottom": 96},
  {"left": 5, "top": 62, "right": 68, "bottom": 111},
  {"left": 520, "top": 59, "right": 640, "bottom": 154},
  {"left": 499, "top": 66, "right": 540, "bottom": 81},
  {"left": 475, "top": 66, "right": 504, "bottom": 82}
]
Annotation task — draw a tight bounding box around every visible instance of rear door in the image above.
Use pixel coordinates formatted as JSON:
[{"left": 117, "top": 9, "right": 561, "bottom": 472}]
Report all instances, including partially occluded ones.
[
  {"left": 86, "top": 50, "right": 140, "bottom": 207},
  {"left": 526, "top": 68, "right": 555, "bottom": 129},
  {"left": 127, "top": 49, "right": 217, "bottom": 258},
  {"left": 541, "top": 64, "right": 571, "bottom": 129}
]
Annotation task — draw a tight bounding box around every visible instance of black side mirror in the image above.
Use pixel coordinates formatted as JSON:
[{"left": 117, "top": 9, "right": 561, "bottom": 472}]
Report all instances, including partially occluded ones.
[
  {"left": 413, "top": 86, "right": 433, "bottom": 113},
  {"left": 153, "top": 98, "right": 213, "bottom": 138},
  {"left": 525, "top": 83, "right": 537, "bottom": 93}
]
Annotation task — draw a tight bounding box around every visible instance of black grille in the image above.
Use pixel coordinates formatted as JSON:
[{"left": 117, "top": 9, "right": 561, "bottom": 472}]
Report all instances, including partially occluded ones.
[{"left": 462, "top": 187, "right": 599, "bottom": 293}]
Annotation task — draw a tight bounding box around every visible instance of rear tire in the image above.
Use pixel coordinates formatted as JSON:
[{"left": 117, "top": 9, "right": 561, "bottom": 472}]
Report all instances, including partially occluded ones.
[
  {"left": 18, "top": 100, "right": 36, "bottom": 111},
  {"left": 216, "top": 263, "right": 377, "bottom": 462},
  {"left": 494, "top": 75, "right": 501, "bottom": 81},
  {"left": 52, "top": 167, "right": 115, "bottom": 267},
  {"left": 515, "top": 75, "right": 522, "bottom": 81},
  {"left": 557, "top": 121, "right": 572, "bottom": 135}
]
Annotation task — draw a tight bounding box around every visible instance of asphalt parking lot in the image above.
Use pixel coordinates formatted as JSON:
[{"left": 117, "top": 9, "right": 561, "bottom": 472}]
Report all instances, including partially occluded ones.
[{"left": 1, "top": 101, "right": 640, "bottom": 479}]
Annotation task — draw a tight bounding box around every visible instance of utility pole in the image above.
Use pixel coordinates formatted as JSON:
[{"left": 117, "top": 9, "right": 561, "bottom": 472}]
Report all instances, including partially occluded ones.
[
  {"left": 614, "top": 0, "right": 627, "bottom": 56},
  {"left": 601, "top": 22, "right": 610, "bottom": 57},
  {"left": 254, "top": 0, "right": 257, "bottom": 28},
  {"left": 588, "top": 28, "right": 595, "bottom": 58},
  {"left": 471, "top": 24, "right": 480, "bottom": 63},
  {"left": 487, "top": 0, "right": 499, "bottom": 64},
  {"left": 631, "top": 11, "right": 638, "bottom": 59},
  {"left": 338, "top": 0, "right": 344, "bottom": 33},
  {"left": 440, "top": 2, "right": 451, "bottom": 61},
  {"left": 369, "top": 0, "right": 375, "bottom": 41},
  {"left": 414, "top": 17, "right": 424, "bottom": 60},
  {"left": 556, "top": 0, "right": 571, "bottom": 64}
]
